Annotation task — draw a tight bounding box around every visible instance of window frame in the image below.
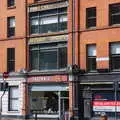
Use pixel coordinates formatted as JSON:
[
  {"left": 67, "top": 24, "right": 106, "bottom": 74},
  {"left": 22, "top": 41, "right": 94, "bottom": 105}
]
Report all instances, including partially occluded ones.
[
  {"left": 110, "top": 42, "right": 120, "bottom": 71},
  {"left": 87, "top": 44, "right": 97, "bottom": 72},
  {"left": 8, "top": 86, "right": 19, "bottom": 111},
  {"left": 29, "top": 42, "right": 67, "bottom": 71},
  {"left": 7, "top": 16, "right": 15, "bottom": 37},
  {"left": 109, "top": 3, "right": 120, "bottom": 26},
  {"left": 7, "top": 0, "right": 15, "bottom": 7},
  {"left": 86, "top": 7, "right": 96, "bottom": 29},
  {"left": 29, "top": 7, "right": 67, "bottom": 34},
  {"left": 7, "top": 48, "right": 15, "bottom": 72}
]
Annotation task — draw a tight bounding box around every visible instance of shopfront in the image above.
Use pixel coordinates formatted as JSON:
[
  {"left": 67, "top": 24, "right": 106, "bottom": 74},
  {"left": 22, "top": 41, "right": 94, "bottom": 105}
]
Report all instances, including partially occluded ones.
[
  {"left": 28, "top": 75, "right": 69, "bottom": 120},
  {"left": 79, "top": 73, "right": 120, "bottom": 120}
]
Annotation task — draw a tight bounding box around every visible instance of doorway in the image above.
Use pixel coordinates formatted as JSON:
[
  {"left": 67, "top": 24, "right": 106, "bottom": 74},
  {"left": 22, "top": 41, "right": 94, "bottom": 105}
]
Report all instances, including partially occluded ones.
[{"left": 60, "top": 91, "right": 69, "bottom": 120}]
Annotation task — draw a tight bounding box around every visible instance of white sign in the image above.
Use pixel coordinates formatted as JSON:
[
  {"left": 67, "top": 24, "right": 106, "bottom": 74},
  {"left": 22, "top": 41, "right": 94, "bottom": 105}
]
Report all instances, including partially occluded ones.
[
  {"left": 93, "top": 101, "right": 120, "bottom": 112},
  {"left": 96, "top": 57, "right": 109, "bottom": 61}
]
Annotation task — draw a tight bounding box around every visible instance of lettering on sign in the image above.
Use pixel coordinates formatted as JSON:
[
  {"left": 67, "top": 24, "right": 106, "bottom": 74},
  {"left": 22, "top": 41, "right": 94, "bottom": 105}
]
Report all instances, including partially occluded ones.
[
  {"left": 28, "top": 75, "right": 68, "bottom": 83},
  {"left": 29, "top": 1, "right": 68, "bottom": 12},
  {"left": 29, "top": 35, "right": 68, "bottom": 44}
]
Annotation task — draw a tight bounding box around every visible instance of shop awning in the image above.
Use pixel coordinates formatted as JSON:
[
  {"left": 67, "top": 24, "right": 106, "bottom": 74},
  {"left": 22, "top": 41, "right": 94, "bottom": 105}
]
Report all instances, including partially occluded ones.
[{"left": 31, "top": 84, "right": 68, "bottom": 91}]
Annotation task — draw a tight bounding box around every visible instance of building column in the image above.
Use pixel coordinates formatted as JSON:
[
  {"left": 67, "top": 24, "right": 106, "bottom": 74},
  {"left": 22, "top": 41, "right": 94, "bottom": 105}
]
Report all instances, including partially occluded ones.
[
  {"left": 68, "top": 66, "right": 79, "bottom": 120},
  {"left": 22, "top": 80, "right": 29, "bottom": 118}
]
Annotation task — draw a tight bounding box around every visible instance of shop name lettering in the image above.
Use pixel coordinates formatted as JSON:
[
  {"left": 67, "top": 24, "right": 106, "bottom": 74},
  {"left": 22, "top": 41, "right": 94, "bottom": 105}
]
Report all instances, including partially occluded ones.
[
  {"left": 34, "top": 77, "right": 51, "bottom": 81},
  {"left": 29, "top": 35, "right": 68, "bottom": 44},
  {"left": 29, "top": 2, "right": 68, "bottom": 12}
]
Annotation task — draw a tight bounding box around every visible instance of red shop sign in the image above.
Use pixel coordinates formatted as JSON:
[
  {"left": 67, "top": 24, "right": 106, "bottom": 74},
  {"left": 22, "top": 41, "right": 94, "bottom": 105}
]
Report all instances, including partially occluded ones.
[{"left": 28, "top": 75, "right": 68, "bottom": 83}]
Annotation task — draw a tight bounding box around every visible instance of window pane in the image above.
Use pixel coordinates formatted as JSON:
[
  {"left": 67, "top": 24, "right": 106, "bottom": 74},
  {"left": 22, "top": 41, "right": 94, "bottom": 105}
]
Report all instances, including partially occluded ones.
[
  {"left": 87, "top": 7, "right": 96, "bottom": 17},
  {"left": 40, "top": 16, "right": 58, "bottom": 25},
  {"left": 87, "top": 18, "right": 96, "bottom": 28},
  {"left": 40, "top": 23, "right": 58, "bottom": 33},
  {"left": 30, "top": 50, "right": 39, "bottom": 70},
  {"left": 7, "top": 48, "right": 15, "bottom": 72},
  {"left": 31, "top": 91, "right": 58, "bottom": 114},
  {"left": 29, "top": 7, "right": 67, "bottom": 34},
  {"left": 59, "top": 47, "right": 67, "bottom": 68},
  {"left": 8, "top": 61, "right": 15, "bottom": 72},
  {"left": 9, "top": 87, "right": 19, "bottom": 111},
  {"left": 110, "top": 4, "right": 120, "bottom": 14},
  {"left": 31, "top": 18, "right": 39, "bottom": 25},
  {"left": 7, "top": 48, "right": 15, "bottom": 60},
  {"left": 9, "top": 17, "right": 15, "bottom": 27},
  {"left": 111, "top": 56, "right": 120, "bottom": 70},
  {"left": 8, "top": 0, "right": 15, "bottom": 7},
  {"left": 10, "top": 99, "right": 19, "bottom": 111},
  {"left": 109, "top": 3, "right": 120, "bottom": 25},
  {"left": 111, "top": 15, "right": 120, "bottom": 25},
  {"left": 39, "top": 50, "right": 57, "bottom": 70},
  {"left": 111, "top": 43, "right": 120, "bottom": 54},
  {"left": 86, "top": 7, "right": 96, "bottom": 28},
  {"left": 88, "top": 57, "right": 96, "bottom": 71},
  {"left": 88, "top": 45, "right": 96, "bottom": 56},
  {"left": 10, "top": 87, "right": 19, "bottom": 98},
  {"left": 59, "top": 15, "right": 67, "bottom": 22}
]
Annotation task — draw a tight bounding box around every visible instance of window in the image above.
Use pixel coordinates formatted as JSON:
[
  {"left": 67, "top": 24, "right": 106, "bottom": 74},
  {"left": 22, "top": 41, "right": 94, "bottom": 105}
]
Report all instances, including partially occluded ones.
[
  {"left": 7, "top": 48, "right": 15, "bottom": 72},
  {"left": 29, "top": 7, "right": 67, "bottom": 34},
  {"left": 87, "top": 45, "right": 96, "bottom": 72},
  {"left": 86, "top": 7, "right": 96, "bottom": 28},
  {"left": 31, "top": 91, "right": 58, "bottom": 114},
  {"left": 7, "top": 0, "right": 15, "bottom": 7},
  {"left": 110, "top": 43, "right": 120, "bottom": 70},
  {"left": 9, "top": 86, "right": 19, "bottom": 111},
  {"left": 109, "top": 3, "right": 120, "bottom": 25},
  {"left": 7, "top": 17, "right": 15, "bottom": 37},
  {"left": 29, "top": 42, "right": 67, "bottom": 70}
]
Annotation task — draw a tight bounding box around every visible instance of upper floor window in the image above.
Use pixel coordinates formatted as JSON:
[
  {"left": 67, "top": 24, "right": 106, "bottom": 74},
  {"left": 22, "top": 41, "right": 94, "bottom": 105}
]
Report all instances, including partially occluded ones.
[
  {"left": 87, "top": 45, "right": 96, "bottom": 72},
  {"left": 7, "top": 48, "right": 15, "bottom": 72},
  {"left": 109, "top": 3, "right": 120, "bottom": 25},
  {"left": 86, "top": 7, "right": 96, "bottom": 28},
  {"left": 29, "top": 7, "right": 67, "bottom": 34},
  {"left": 110, "top": 43, "right": 120, "bottom": 71},
  {"left": 29, "top": 42, "right": 67, "bottom": 71},
  {"left": 7, "top": 17, "right": 15, "bottom": 37},
  {"left": 7, "top": 0, "right": 15, "bottom": 7}
]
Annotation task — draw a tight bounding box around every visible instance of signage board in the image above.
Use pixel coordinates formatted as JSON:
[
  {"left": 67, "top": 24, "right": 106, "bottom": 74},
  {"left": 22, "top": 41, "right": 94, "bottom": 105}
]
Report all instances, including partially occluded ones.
[
  {"left": 29, "top": 35, "right": 68, "bottom": 44},
  {"left": 28, "top": 75, "right": 68, "bottom": 83},
  {"left": 29, "top": 1, "right": 68, "bottom": 12}
]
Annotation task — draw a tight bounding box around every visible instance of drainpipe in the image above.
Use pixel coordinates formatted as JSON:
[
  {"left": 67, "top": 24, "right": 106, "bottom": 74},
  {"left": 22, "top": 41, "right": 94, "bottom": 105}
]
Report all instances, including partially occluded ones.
[{"left": 71, "top": 0, "right": 79, "bottom": 119}]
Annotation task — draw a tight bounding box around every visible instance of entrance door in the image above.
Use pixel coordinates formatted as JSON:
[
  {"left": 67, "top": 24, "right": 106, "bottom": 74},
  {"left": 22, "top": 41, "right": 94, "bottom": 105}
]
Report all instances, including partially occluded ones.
[
  {"left": 60, "top": 97, "right": 69, "bottom": 120},
  {"left": 84, "top": 99, "right": 92, "bottom": 119}
]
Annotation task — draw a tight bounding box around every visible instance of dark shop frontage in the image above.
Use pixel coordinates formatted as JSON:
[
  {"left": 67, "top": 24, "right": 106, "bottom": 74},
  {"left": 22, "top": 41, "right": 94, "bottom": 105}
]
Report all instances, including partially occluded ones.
[{"left": 79, "top": 72, "right": 120, "bottom": 120}]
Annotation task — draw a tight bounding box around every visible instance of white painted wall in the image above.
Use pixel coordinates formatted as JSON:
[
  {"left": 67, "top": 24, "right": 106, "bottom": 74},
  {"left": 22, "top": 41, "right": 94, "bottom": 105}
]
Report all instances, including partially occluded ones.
[{"left": 0, "top": 77, "right": 26, "bottom": 116}]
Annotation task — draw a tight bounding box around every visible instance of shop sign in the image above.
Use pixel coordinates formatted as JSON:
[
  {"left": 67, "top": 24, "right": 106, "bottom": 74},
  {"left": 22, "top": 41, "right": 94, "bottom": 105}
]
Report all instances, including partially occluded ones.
[
  {"left": 96, "top": 57, "right": 109, "bottom": 61},
  {"left": 28, "top": 75, "right": 68, "bottom": 83},
  {"left": 93, "top": 101, "right": 120, "bottom": 112},
  {"left": 29, "top": 35, "right": 68, "bottom": 44},
  {"left": 29, "top": 1, "right": 68, "bottom": 12}
]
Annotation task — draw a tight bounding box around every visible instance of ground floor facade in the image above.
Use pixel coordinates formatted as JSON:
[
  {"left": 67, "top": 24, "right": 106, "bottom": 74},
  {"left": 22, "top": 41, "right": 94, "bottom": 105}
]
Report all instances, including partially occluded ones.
[
  {"left": 79, "top": 73, "right": 120, "bottom": 120},
  {"left": 1, "top": 72, "right": 120, "bottom": 120}
]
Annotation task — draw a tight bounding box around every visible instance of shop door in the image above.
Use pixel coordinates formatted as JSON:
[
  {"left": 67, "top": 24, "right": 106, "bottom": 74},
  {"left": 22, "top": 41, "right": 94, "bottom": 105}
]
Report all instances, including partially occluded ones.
[
  {"left": 84, "top": 99, "right": 92, "bottom": 119},
  {"left": 60, "top": 98, "right": 69, "bottom": 120}
]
